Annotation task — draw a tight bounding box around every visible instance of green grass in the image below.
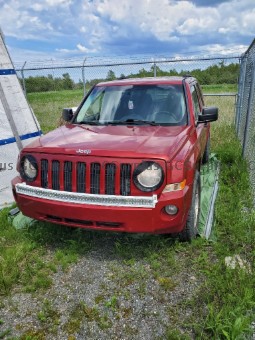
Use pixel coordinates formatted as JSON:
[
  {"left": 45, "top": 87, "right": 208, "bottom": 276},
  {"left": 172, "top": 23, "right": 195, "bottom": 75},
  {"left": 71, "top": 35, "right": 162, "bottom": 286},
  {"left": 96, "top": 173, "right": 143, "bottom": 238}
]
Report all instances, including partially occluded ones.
[
  {"left": 28, "top": 89, "right": 84, "bottom": 132},
  {"left": 0, "top": 85, "right": 254, "bottom": 338},
  {"left": 193, "top": 123, "right": 255, "bottom": 338},
  {"left": 0, "top": 214, "right": 91, "bottom": 295},
  {"left": 202, "top": 83, "right": 237, "bottom": 93},
  {"left": 63, "top": 301, "right": 112, "bottom": 336}
]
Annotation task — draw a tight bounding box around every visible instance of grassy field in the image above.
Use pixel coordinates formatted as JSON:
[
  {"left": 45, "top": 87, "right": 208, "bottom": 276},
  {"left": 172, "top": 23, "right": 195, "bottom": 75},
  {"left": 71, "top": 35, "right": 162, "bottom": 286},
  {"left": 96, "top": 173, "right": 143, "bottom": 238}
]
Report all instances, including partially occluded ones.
[
  {"left": 201, "top": 84, "right": 237, "bottom": 93},
  {"left": 28, "top": 89, "right": 84, "bottom": 132},
  {"left": 0, "top": 85, "right": 254, "bottom": 338}
]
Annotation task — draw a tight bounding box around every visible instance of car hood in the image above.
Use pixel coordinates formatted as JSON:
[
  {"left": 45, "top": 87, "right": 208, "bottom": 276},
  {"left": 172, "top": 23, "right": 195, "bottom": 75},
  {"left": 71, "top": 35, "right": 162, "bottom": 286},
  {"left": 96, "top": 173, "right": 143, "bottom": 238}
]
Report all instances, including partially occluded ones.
[{"left": 24, "top": 124, "right": 192, "bottom": 161}]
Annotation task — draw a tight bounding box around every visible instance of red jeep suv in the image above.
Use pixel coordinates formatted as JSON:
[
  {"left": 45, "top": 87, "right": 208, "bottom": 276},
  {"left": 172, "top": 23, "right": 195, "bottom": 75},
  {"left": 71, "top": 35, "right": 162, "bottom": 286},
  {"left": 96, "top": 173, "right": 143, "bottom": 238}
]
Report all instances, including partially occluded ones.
[{"left": 12, "top": 76, "right": 218, "bottom": 241}]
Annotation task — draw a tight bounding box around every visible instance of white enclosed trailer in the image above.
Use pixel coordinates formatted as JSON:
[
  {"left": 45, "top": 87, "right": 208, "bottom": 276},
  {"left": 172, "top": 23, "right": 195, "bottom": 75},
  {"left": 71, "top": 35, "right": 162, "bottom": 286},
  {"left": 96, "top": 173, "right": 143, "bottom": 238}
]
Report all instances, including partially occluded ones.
[{"left": 0, "top": 30, "right": 41, "bottom": 208}]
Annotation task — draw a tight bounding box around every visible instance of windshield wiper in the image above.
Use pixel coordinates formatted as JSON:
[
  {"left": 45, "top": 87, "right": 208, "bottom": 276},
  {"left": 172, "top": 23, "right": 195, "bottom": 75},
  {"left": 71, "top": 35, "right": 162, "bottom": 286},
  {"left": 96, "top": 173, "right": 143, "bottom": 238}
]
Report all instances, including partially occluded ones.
[
  {"left": 79, "top": 120, "right": 102, "bottom": 125},
  {"left": 107, "top": 119, "right": 158, "bottom": 126}
]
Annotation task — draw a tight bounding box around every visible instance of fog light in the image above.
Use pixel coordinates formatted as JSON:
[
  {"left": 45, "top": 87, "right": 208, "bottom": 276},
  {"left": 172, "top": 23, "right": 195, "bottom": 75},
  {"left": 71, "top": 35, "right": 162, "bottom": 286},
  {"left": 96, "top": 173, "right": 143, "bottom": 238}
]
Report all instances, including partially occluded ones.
[{"left": 165, "top": 205, "right": 178, "bottom": 215}]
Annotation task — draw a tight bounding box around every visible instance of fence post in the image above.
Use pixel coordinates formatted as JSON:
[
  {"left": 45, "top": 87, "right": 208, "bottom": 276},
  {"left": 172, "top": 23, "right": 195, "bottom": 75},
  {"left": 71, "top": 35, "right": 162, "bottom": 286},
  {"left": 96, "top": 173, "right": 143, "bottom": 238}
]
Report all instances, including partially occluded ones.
[
  {"left": 242, "top": 62, "right": 255, "bottom": 157},
  {"left": 21, "top": 61, "right": 27, "bottom": 97},
  {"left": 82, "top": 57, "right": 87, "bottom": 96},
  {"left": 153, "top": 61, "right": 157, "bottom": 77},
  {"left": 236, "top": 56, "right": 247, "bottom": 135}
]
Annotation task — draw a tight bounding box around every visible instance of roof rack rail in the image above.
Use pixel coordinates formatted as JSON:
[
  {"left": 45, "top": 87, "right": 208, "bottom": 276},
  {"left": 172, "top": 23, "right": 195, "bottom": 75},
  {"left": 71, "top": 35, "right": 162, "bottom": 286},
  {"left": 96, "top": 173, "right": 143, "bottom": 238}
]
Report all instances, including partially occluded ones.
[{"left": 183, "top": 73, "right": 193, "bottom": 78}]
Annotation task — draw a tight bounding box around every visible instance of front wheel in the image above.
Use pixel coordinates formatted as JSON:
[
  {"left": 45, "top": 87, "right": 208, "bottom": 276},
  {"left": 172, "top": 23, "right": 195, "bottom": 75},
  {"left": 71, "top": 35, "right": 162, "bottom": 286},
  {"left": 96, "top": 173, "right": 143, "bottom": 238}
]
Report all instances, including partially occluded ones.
[{"left": 179, "top": 171, "right": 201, "bottom": 242}]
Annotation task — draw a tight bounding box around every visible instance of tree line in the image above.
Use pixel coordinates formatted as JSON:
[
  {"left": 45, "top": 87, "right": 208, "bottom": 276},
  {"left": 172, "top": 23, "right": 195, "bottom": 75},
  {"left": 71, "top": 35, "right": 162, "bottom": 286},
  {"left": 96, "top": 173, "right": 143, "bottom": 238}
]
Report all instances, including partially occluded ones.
[
  {"left": 23, "top": 61, "right": 239, "bottom": 93},
  {"left": 24, "top": 73, "right": 80, "bottom": 93}
]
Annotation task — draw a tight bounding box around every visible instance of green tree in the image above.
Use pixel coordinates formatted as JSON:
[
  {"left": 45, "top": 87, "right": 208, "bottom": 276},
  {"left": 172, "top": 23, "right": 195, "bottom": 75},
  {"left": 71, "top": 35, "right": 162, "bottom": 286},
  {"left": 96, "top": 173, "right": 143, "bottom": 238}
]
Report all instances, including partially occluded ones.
[
  {"left": 62, "top": 73, "right": 74, "bottom": 90},
  {"left": 106, "top": 70, "right": 116, "bottom": 81}
]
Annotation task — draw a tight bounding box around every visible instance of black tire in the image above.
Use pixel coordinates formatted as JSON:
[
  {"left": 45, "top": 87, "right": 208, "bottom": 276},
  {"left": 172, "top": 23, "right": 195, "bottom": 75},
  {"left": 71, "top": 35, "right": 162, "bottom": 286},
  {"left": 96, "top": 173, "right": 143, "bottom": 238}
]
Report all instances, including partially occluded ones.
[
  {"left": 202, "top": 136, "right": 210, "bottom": 164},
  {"left": 179, "top": 171, "right": 201, "bottom": 242}
]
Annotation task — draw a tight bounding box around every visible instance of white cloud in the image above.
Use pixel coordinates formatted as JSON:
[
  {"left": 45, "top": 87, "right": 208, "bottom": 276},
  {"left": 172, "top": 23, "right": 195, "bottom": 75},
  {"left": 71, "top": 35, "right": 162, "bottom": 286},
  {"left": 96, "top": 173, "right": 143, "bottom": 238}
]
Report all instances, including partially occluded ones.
[
  {"left": 92, "top": 0, "right": 255, "bottom": 41},
  {"left": 242, "top": 9, "right": 255, "bottom": 34},
  {"left": 0, "top": 1, "right": 55, "bottom": 40},
  {"left": 0, "top": 0, "right": 254, "bottom": 62},
  {"left": 93, "top": 0, "right": 220, "bottom": 40},
  {"left": 46, "top": 0, "right": 72, "bottom": 6},
  {"left": 196, "top": 43, "right": 247, "bottom": 56},
  {"left": 76, "top": 43, "right": 98, "bottom": 53},
  {"left": 30, "top": 3, "right": 44, "bottom": 11},
  {"left": 56, "top": 48, "right": 76, "bottom": 53},
  {"left": 7, "top": 45, "right": 57, "bottom": 64},
  {"left": 80, "top": 26, "right": 87, "bottom": 33}
]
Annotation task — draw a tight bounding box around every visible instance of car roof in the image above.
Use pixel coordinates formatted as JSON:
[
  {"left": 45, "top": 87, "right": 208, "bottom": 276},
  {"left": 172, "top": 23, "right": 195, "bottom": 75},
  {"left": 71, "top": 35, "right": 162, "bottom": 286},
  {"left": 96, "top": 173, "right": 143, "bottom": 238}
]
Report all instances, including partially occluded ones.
[{"left": 97, "top": 76, "right": 196, "bottom": 87}]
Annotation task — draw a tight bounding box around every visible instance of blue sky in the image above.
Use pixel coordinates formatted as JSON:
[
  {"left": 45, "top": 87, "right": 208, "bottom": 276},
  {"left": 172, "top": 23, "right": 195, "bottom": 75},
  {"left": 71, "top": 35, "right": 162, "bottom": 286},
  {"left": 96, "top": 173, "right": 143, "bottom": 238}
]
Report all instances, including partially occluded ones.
[{"left": 0, "top": 0, "right": 254, "bottom": 63}]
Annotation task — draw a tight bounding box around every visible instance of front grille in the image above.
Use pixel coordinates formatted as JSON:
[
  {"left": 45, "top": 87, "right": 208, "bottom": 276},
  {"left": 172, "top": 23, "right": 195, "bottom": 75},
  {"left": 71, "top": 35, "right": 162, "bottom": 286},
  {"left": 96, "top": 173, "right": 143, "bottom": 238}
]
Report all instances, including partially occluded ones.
[
  {"left": 64, "top": 161, "right": 72, "bottom": 192},
  {"left": 121, "top": 164, "right": 131, "bottom": 196},
  {"left": 77, "top": 162, "right": 86, "bottom": 193},
  {"left": 90, "top": 163, "right": 100, "bottom": 194},
  {"left": 52, "top": 160, "right": 60, "bottom": 190},
  {"left": 41, "top": 159, "right": 48, "bottom": 188},
  {"left": 105, "top": 163, "right": 116, "bottom": 195},
  {"left": 41, "top": 160, "right": 132, "bottom": 196}
]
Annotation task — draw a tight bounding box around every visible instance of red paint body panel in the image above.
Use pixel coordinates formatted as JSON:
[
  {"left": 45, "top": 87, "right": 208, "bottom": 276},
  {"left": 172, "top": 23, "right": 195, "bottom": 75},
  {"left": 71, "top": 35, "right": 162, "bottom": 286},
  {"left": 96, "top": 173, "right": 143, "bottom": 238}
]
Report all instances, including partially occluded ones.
[
  {"left": 24, "top": 125, "right": 191, "bottom": 160},
  {"left": 12, "top": 76, "right": 212, "bottom": 234},
  {"left": 12, "top": 176, "right": 192, "bottom": 234}
]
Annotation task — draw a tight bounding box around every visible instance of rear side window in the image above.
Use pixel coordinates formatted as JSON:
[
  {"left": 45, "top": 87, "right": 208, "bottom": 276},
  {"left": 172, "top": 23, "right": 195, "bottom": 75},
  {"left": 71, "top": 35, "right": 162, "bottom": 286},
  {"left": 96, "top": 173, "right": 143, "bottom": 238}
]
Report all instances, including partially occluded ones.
[
  {"left": 195, "top": 83, "right": 204, "bottom": 107},
  {"left": 191, "top": 85, "right": 202, "bottom": 121}
]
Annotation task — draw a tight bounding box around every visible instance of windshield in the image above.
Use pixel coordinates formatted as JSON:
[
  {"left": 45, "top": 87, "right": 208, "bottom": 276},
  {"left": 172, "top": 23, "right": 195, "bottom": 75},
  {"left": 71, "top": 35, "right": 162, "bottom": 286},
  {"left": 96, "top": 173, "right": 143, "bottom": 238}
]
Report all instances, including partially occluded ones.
[{"left": 75, "top": 84, "right": 187, "bottom": 126}]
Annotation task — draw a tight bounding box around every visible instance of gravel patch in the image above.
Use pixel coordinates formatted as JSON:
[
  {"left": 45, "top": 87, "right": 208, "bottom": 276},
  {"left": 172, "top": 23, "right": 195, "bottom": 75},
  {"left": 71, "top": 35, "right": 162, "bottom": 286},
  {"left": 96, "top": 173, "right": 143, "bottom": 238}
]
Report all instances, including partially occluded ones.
[{"left": 0, "top": 235, "right": 203, "bottom": 339}]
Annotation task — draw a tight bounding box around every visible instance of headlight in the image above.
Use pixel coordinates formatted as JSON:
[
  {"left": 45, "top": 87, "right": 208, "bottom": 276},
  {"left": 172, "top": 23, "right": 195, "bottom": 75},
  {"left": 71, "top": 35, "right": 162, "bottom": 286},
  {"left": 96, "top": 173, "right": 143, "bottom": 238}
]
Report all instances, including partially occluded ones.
[
  {"left": 20, "top": 155, "right": 38, "bottom": 182},
  {"left": 133, "top": 161, "right": 164, "bottom": 192}
]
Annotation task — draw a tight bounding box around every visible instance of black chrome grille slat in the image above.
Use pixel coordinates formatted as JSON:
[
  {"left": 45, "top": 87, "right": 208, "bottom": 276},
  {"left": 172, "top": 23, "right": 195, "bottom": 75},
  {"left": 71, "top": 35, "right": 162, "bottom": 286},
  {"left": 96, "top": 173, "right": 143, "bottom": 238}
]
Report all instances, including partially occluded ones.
[
  {"left": 105, "top": 163, "right": 116, "bottom": 195},
  {"left": 52, "top": 160, "right": 60, "bottom": 190},
  {"left": 64, "top": 161, "right": 72, "bottom": 192},
  {"left": 41, "top": 159, "right": 48, "bottom": 188},
  {"left": 120, "top": 164, "right": 131, "bottom": 196},
  {"left": 42, "top": 159, "right": 132, "bottom": 196},
  {"left": 90, "top": 163, "right": 100, "bottom": 194},
  {"left": 77, "top": 162, "right": 86, "bottom": 193}
]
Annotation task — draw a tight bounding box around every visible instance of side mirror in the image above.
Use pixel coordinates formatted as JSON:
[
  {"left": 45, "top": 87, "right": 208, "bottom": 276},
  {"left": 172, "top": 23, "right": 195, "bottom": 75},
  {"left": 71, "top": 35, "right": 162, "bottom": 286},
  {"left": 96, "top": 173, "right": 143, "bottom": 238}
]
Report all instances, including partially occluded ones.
[
  {"left": 62, "top": 108, "right": 73, "bottom": 122},
  {"left": 198, "top": 106, "right": 218, "bottom": 123}
]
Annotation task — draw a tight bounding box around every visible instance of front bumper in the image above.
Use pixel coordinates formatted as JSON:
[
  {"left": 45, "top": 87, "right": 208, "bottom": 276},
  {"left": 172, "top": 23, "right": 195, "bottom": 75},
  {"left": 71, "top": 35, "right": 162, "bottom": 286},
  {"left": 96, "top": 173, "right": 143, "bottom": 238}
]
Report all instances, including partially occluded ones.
[
  {"left": 12, "top": 177, "right": 192, "bottom": 234},
  {"left": 15, "top": 182, "right": 158, "bottom": 208}
]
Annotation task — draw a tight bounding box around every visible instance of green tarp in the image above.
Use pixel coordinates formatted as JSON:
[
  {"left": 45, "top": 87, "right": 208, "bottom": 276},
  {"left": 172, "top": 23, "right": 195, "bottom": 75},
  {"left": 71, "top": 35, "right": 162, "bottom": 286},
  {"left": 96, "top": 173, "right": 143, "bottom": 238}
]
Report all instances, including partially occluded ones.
[{"left": 199, "top": 154, "right": 219, "bottom": 240}]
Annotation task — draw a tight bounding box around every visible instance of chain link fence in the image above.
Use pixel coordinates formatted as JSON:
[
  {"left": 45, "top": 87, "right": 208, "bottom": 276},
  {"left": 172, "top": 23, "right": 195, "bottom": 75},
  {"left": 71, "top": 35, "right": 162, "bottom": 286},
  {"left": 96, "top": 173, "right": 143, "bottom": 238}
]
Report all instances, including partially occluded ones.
[
  {"left": 235, "top": 39, "right": 255, "bottom": 201},
  {"left": 15, "top": 55, "right": 240, "bottom": 95}
]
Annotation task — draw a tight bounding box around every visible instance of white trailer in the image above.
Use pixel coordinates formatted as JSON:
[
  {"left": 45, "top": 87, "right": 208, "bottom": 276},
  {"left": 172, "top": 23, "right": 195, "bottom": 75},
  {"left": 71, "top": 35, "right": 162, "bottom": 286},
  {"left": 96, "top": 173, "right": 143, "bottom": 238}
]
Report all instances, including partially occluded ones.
[{"left": 0, "top": 29, "right": 41, "bottom": 209}]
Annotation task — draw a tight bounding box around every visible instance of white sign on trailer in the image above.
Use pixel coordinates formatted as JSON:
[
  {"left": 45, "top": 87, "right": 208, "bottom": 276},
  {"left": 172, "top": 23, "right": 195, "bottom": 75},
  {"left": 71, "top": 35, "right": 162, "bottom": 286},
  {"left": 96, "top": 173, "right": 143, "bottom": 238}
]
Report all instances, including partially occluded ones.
[{"left": 0, "top": 29, "right": 42, "bottom": 209}]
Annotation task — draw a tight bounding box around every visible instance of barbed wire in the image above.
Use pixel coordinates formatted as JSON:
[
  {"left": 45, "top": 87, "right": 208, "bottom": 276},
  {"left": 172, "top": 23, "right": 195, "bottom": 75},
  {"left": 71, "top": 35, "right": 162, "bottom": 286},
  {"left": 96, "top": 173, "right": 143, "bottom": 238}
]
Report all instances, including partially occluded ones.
[{"left": 14, "top": 52, "right": 242, "bottom": 71}]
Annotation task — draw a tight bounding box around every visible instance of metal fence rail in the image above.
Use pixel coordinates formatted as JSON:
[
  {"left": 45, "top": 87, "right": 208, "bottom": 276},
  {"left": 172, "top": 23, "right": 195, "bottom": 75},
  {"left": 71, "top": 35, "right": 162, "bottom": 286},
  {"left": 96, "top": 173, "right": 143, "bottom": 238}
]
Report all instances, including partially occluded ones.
[{"left": 235, "top": 39, "right": 255, "bottom": 201}]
